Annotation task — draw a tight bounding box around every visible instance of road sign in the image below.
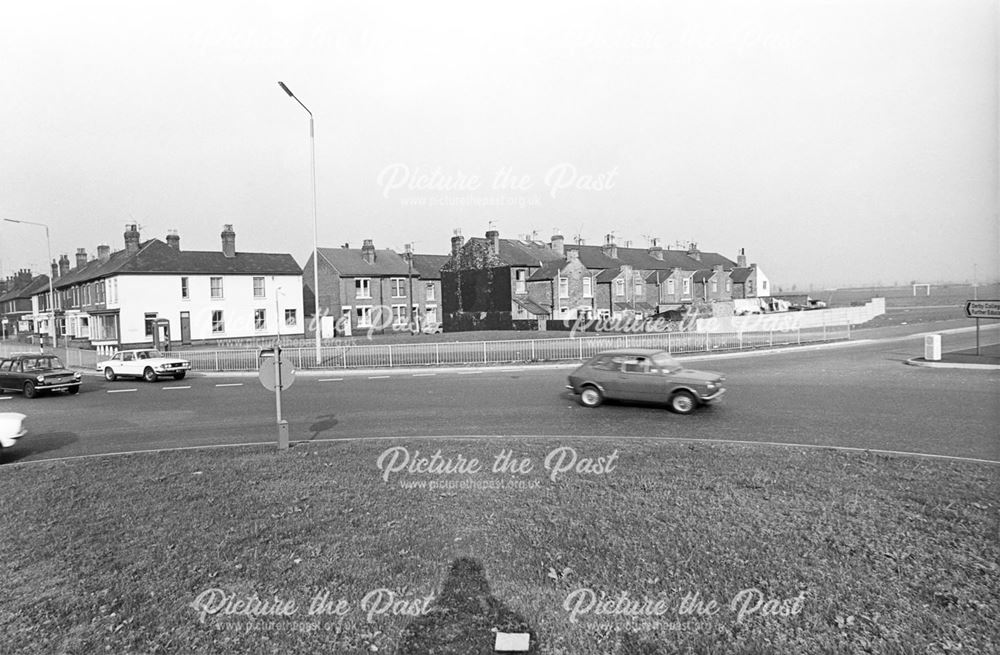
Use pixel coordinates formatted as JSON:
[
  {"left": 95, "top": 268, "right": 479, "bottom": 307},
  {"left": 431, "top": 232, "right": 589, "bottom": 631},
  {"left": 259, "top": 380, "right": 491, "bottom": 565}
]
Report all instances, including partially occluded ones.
[
  {"left": 965, "top": 300, "right": 1000, "bottom": 320},
  {"left": 259, "top": 358, "right": 296, "bottom": 391}
]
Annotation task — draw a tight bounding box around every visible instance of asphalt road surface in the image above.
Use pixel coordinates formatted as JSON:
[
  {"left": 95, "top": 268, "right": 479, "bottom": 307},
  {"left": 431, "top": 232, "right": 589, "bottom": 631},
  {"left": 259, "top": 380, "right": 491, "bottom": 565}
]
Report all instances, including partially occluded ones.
[{"left": 2, "top": 328, "right": 997, "bottom": 464}]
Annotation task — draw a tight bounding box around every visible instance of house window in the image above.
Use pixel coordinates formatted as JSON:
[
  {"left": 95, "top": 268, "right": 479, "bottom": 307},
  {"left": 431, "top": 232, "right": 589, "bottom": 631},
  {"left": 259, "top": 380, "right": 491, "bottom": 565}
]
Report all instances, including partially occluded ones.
[
  {"left": 762, "top": 280, "right": 768, "bottom": 291},
  {"left": 390, "top": 278, "right": 406, "bottom": 298},
  {"left": 682, "top": 278, "right": 691, "bottom": 295},
  {"left": 355, "top": 278, "right": 372, "bottom": 299},
  {"left": 210, "top": 277, "right": 224, "bottom": 299},
  {"left": 667, "top": 279, "right": 675, "bottom": 295},
  {"left": 392, "top": 304, "right": 407, "bottom": 326},
  {"left": 582, "top": 276, "right": 593, "bottom": 298},
  {"left": 180, "top": 277, "right": 189, "bottom": 299},
  {"left": 212, "top": 310, "right": 225, "bottom": 333},
  {"left": 144, "top": 313, "right": 157, "bottom": 337},
  {"left": 711, "top": 279, "right": 718, "bottom": 293},
  {"left": 254, "top": 309, "right": 266, "bottom": 331},
  {"left": 284, "top": 309, "right": 297, "bottom": 326},
  {"left": 253, "top": 277, "right": 265, "bottom": 298},
  {"left": 558, "top": 276, "right": 569, "bottom": 298},
  {"left": 425, "top": 282, "right": 435, "bottom": 301},
  {"left": 515, "top": 269, "right": 527, "bottom": 294},
  {"left": 726, "top": 279, "right": 731, "bottom": 292},
  {"left": 614, "top": 279, "right": 625, "bottom": 297},
  {"left": 355, "top": 306, "right": 373, "bottom": 327},
  {"left": 635, "top": 283, "right": 644, "bottom": 298}
]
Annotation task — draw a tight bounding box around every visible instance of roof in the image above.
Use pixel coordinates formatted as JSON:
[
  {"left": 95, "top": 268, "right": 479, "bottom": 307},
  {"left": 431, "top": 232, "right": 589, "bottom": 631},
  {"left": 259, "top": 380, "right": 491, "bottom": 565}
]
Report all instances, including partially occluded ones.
[
  {"left": 1, "top": 274, "right": 51, "bottom": 301},
  {"left": 409, "top": 254, "right": 450, "bottom": 280},
  {"left": 692, "top": 269, "right": 720, "bottom": 283},
  {"left": 53, "top": 239, "right": 302, "bottom": 290},
  {"left": 729, "top": 267, "right": 753, "bottom": 283},
  {"left": 595, "top": 267, "right": 624, "bottom": 283},
  {"left": 513, "top": 295, "right": 550, "bottom": 315},
  {"left": 465, "top": 238, "right": 564, "bottom": 267},
  {"left": 527, "top": 260, "right": 566, "bottom": 281},
  {"left": 318, "top": 247, "right": 409, "bottom": 276}
]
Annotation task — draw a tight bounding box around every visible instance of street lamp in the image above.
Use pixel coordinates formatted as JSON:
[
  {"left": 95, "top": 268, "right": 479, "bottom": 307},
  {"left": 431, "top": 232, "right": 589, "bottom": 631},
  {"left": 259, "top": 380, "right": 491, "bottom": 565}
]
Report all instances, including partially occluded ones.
[
  {"left": 3, "top": 217, "right": 57, "bottom": 348},
  {"left": 278, "top": 81, "right": 322, "bottom": 365}
]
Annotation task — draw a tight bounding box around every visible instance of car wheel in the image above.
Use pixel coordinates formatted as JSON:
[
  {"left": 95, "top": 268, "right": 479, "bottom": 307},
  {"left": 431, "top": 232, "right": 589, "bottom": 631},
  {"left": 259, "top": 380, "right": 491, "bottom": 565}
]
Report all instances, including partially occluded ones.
[
  {"left": 23, "top": 381, "right": 37, "bottom": 399},
  {"left": 670, "top": 390, "right": 696, "bottom": 414},
  {"left": 143, "top": 367, "right": 157, "bottom": 383},
  {"left": 104, "top": 367, "right": 117, "bottom": 381},
  {"left": 173, "top": 371, "right": 186, "bottom": 380},
  {"left": 67, "top": 385, "right": 80, "bottom": 395},
  {"left": 579, "top": 386, "right": 604, "bottom": 408}
]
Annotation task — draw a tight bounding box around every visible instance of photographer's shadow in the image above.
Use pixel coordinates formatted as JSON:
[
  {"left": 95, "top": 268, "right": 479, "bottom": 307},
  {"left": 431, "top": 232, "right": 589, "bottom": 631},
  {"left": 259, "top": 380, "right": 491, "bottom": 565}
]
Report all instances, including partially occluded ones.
[{"left": 395, "top": 557, "right": 539, "bottom": 654}]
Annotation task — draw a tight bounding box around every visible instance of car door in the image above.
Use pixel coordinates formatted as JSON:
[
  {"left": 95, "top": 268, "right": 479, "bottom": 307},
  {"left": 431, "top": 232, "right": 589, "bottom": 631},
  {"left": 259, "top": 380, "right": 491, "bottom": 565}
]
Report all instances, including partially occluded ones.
[
  {"left": 119, "top": 352, "right": 136, "bottom": 376},
  {"left": 0, "top": 359, "right": 13, "bottom": 389},
  {"left": 618, "top": 356, "right": 661, "bottom": 402}
]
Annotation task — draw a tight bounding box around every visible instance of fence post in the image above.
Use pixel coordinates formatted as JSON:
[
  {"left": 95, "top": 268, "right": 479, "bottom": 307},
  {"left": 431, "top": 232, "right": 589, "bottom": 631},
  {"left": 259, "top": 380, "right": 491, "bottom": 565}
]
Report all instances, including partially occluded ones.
[
  {"left": 579, "top": 338, "right": 583, "bottom": 360},
  {"left": 435, "top": 343, "right": 440, "bottom": 366},
  {"left": 483, "top": 341, "right": 487, "bottom": 363},
  {"left": 388, "top": 344, "right": 393, "bottom": 368},
  {"left": 214, "top": 351, "right": 220, "bottom": 371},
  {"left": 531, "top": 340, "right": 535, "bottom": 361},
  {"left": 705, "top": 332, "right": 710, "bottom": 352},
  {"left": 738, "top": 331, "right": 743, "bottom": 350},
  {"left": 769, "top": 330, "right": 773, "bottom": 348}
]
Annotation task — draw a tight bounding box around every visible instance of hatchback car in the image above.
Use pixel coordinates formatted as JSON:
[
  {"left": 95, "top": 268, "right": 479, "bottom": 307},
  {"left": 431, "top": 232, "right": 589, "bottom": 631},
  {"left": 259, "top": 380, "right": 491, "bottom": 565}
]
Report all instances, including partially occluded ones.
[
  {"left": 97, "top": 349, "right": 191, "bottom": 382},
  {"left": 0, "top": 354, "right": 82, "bottom": 398},
  {"left": 566, "top": 349, "right": 726, "bottom": 413}
]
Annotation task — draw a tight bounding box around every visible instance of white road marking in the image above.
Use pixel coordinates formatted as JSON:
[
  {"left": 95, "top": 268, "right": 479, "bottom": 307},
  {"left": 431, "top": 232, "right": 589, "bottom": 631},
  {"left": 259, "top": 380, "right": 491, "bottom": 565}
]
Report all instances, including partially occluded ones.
[
  {"left": 412, "top": 373, "right": 436, "bottom": 377},
  {"left": 107, "top": 389, "right": 137, "bottom": 394},
  {"left": 368, "top": 375, "right": 390, "bottom": 379},
  {"left": 163, "top": 386, "right": 191, "bottom": 390},
  {"left": 457, "top": 371, "right": 482, "bottom": 375},
  {"left": 319, "top": 378, "right": 343, "bottom": 382},
  {"left": 0, "top": 396, "right": 12, "bottom": 400},
  {"left": 215, "top": 383, "right": 244, "bottom": 387}
]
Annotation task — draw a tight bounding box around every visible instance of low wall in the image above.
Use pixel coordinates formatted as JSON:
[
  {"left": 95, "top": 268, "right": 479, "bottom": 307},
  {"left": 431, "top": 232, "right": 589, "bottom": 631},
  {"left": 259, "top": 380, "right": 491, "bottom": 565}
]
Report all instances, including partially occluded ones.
[{"left": 694, "top": 298, "right": 885, "bottom": 333}]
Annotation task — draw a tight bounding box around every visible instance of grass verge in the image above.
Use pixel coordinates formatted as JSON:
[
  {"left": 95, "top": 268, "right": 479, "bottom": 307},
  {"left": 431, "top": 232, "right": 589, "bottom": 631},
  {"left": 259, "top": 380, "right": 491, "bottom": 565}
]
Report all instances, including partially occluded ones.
[{"left": 1, "top": 439, "right": 997, "bottom": 654}]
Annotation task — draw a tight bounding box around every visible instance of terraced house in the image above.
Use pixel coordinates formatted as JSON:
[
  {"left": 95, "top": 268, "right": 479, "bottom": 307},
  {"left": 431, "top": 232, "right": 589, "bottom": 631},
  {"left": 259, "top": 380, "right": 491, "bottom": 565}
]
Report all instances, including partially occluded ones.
[
  {"left": 27, "top": 224, "right": 303, "bottom": 352},
  {"left": 0, "top": 269, "right": 49, "bottom": 341},
  {"left": 442, "top": 229, "right": 766, "bottom": 331}
]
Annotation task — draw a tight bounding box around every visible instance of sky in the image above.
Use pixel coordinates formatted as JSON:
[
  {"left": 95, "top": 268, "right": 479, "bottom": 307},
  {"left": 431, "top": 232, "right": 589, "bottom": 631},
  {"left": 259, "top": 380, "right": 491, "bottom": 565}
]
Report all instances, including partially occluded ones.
[{"left": 1, "top": 0, "right": 997, "bottom": 289}]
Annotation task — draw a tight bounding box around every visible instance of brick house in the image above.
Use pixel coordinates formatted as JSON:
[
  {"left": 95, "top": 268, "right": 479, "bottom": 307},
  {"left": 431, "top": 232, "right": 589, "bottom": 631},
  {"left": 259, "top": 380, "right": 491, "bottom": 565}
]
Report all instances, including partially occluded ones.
[{"left": 0, "top": 270, "right": 48, "bottom": 340}]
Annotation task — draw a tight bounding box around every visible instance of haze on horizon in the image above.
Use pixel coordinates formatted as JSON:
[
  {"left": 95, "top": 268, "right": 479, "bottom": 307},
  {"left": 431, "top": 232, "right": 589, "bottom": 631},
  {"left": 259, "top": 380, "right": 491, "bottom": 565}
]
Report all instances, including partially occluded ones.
[{"left": 1, "top": 0, "right": 997, "bottom": 290}]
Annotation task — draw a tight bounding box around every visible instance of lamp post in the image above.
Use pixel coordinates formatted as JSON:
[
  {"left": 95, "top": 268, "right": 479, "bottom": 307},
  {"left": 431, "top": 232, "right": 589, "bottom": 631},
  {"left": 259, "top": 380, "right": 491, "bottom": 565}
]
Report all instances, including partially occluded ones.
[
  {"left": 404, "top": 243, "right": 416, "bottom": 332},
  {"left": 3, "top": 218, "right": 57, "bottom": 348},
  {"left": 278, "top": 81, "right": 322, "bottom": 365}
]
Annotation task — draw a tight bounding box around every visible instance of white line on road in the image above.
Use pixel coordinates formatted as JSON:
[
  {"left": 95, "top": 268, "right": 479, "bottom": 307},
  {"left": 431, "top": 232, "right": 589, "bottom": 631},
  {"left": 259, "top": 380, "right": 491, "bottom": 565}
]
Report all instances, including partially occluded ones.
[
  {"left": 163, "top": 386, "right": 191, "bottom": 390},
  {"left": 107, "top": 389, "right": 137, "bottom": 394},
  {"left": 457, "top": 371, "right": 482, "bottom": 375},
  {"left": 318, "top": 378, "right": 343, "bottom": 382},
  {"left": 368, "top": 375, "right": 390, "bottom": 380},
  {"left": 215, "top": 383, "right": 244, "bottom": 387},
  {"left": 412, "top": 373, "right": 436, "bottom": 377},
  {"left": 0, "top": 396, "right": 11, "bottom": 400}
]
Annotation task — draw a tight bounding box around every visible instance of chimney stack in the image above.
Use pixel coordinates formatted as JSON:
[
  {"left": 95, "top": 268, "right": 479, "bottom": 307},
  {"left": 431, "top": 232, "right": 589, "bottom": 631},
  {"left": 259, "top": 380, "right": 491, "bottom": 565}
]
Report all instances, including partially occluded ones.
[
  {"left": 737, "top": 248, "right": 747, "bottom": 268},
  {"left": 51, "top": 259, "right": 59, "bottom": 281},
  {"left": 485, "top": 229, "right": 500, "bottom": 254},
  {"left": 124, "top": 224, "right": 141, "bottom": 256},
  {"left": 97, "top": 245, "right": 111, "bottom": 263},
  {"left": 551, "top": 234, "right": 565, "bottom": 257},
  {"left": 361, "top": 238, "right": 376, "bottom": 264},
  {"left": 166, "top": 230, "right": 180, "bottom": 251},
  {"left": 75, "top": 248, "right": 88, "bottom": 269},
  {"left": 58, "top": 254, "right": 70, "bottom": 277},
  {"left": 18, "top": 268, "right": 33, "bottom": 285},
  {"left": 648, "top": 237, "right": 664, "bottom": 260},
  {"left": 686, "top": 242, "right": 701, "bottom": 262},
  {"left": 450, "top": 229, "right": 465, "bottom": 257},
  {"left": 602, "top": 234, "right": 618, "bottom": 259},
  {"left": 221, "top": 224, "right": 236, "bottom": 258}
]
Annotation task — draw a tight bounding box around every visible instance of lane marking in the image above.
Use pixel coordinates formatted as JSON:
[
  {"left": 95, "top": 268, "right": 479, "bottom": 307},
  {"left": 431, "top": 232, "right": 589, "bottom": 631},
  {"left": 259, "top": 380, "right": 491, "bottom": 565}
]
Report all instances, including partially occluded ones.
[
  {"left": 457, "top": 371, "right": 482, "bottom": 375},
  {"left": 0, "top": 396, "right": 12, "bottom": 400},
  {"left": 319, "top": 378, "right": 343, "bottom": 382},
  {"left": 412, "top": 373, "right": 436, "bottom": 377},
  {"left": 368, "top": 375, "right": 390, "bottom": 380},
  {"left": 107, "top": 389, "right": 137, "bottom": 394},
  {"left": 215, "top": 383, "right": 244, "bottom": 387},
  {"left": 163, "top": 386, "right": 191, "bottom": 390}
]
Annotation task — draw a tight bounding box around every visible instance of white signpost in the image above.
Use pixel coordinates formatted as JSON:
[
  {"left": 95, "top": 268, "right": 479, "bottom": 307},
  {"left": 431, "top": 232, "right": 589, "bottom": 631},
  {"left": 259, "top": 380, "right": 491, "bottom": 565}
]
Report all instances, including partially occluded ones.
[
  {"left": 259, "top": 345, "right": 296, "bottom": 450},
  {"left": 965, "top": 300, "right": 1000, "bottom": 356}
]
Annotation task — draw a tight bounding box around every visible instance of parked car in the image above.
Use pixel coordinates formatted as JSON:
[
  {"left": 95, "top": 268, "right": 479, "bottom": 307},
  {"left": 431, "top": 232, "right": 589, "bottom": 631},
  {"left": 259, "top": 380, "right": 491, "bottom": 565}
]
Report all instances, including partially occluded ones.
[
  {"left": 97, "top": 349, "right": 191, "bottom": 382},
  {"left": 0, "top": 354, "right": 82, "bottom": 398},
  {"left": 421, "top": 321, "right": 444, "bottom": 334},
  {"left": 566, "top": 348, "right": 726, "bottom": 414},
  {"left": 0, "top": 413, "right": 27, "bottom": 461}
]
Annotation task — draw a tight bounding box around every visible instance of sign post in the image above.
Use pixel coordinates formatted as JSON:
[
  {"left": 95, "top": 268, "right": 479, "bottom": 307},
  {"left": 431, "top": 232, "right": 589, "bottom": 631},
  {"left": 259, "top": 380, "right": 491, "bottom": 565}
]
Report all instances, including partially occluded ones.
[
  {"left": 259, "top": 345, "right": 296, "bottom": 450},
  {"left": 964, "top": 300, "right": 1000, "bottom": 356}
]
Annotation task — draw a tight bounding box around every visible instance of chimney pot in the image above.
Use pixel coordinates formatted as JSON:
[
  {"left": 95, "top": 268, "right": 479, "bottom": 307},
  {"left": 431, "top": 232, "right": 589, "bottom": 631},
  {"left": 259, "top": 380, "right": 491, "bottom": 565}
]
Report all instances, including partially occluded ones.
[
  {"left": 58, "top": 254, "right": 70, "bottom": 277},
  {"left": 361, "top": 239, "right": 376, "bottom": 264},
  {"left": 551, "top": 234, "right": 565, "bottom": 257},
  {"left": 97, "top": 245, "right": 111, "bottom": 263},
  {"left": 221, "top": 225, "right": 236, "bottom": 258},
  {"left": 450, "top": 233, "right": 465, "bottom": 257},
  {"left": 485, "top": 229, "right": 500, "bottom": 254},
  {"left": 75, "top": 248, "right": 88, "bottom": 269},
  {"left": 124, "top": 224, "right": 141, "bottom": 256},
  {"left": 166, "top": 230, "right": 180, "bottom": 251}
]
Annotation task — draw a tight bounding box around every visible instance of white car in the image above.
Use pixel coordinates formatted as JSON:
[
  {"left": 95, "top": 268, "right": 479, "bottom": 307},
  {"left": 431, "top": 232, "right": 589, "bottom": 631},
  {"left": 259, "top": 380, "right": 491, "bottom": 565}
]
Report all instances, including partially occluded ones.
[
  {"left": 97, "top": 349, "right": 191, "bottom": 382},
  {"left": 0, "top": 412, "right": 27, "bottom": 451}
]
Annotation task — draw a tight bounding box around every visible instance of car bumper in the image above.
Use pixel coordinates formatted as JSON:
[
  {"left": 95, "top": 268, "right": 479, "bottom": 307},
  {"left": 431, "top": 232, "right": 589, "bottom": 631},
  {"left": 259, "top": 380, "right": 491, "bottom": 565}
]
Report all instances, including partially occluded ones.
[
  {"left": 153, "top": 366, "right": 190, "bottom": 374},
  {"left": 38, "top": 381, "right": 82, "bottom": 391},
  {"left": 700, "top": 388, "right": 726, "bottom": 403}
]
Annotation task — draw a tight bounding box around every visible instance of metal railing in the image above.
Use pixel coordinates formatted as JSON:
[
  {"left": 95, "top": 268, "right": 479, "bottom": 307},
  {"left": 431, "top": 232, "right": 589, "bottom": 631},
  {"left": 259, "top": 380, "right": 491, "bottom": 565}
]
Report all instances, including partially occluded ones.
[{"left": 2, "top": 323, "right": 851, "bottom": 373}]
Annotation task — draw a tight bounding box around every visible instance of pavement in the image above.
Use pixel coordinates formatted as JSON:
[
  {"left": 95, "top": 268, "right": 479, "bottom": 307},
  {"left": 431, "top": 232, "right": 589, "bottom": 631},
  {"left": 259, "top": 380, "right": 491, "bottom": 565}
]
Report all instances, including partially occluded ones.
[{"left": 905, "top": 341, "right": 1000, "bottom": 370}]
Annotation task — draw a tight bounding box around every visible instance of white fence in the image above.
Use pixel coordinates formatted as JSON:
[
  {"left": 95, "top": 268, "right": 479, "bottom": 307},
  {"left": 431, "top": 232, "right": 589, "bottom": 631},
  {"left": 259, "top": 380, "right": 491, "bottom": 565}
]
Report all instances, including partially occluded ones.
[{"left": 1, "top": 323, "right": 851, "bottom": 373}]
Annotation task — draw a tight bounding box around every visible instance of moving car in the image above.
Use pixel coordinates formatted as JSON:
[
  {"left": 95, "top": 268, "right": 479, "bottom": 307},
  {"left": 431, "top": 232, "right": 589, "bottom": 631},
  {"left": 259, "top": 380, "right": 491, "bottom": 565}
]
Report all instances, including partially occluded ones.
[
  {"left": 0, "top": 354, "right": 82, "bottom": 398},
  {"left": 97, "top": 349, "right": 191, "bottom": 382},
  {"left": 566, "top": 348, "right": 726, "bottom": 414},
  {"left": 0, "top": 412, "right": 27, "bottom": 453}
]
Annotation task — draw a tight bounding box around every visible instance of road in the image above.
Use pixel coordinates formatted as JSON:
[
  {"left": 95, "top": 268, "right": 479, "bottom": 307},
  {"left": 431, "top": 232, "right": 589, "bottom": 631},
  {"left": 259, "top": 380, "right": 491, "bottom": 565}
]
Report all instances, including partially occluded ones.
[{"left": 2, "top": 327, "right": 997, "bottom": 464}]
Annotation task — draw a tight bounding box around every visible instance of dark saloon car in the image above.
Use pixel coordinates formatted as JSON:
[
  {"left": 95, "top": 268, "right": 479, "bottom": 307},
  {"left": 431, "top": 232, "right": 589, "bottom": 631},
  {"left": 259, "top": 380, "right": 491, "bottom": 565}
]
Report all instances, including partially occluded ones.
[
  {"left": 566, "top": 348, "right": 726, "bottom": 413},
  {"left": 0, "top": 353, "right": 82, "bottom": 398}
]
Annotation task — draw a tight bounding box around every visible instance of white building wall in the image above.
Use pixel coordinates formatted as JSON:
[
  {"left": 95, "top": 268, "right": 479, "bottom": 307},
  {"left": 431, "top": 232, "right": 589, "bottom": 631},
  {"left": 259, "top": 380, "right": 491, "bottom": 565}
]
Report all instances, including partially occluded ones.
[
  {"left": 754, "top": 267, "right": 772, "bottom": 297},
  {"left": 114, "top": 273, "right": 305, "bottom": 344}
]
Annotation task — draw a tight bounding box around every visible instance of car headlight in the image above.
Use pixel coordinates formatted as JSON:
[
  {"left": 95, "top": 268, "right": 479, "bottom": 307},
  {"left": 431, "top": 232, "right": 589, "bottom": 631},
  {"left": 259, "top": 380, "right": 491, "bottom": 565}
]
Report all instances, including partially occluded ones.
[
  {"left": 36, "top": 375, "right": 45, "bottom": 383},
  {"left": 73, "top": 372, "right": 82, "bottom": 379},
  {"left": 706, "top": 382, "right": 716, "bottom": 390}
]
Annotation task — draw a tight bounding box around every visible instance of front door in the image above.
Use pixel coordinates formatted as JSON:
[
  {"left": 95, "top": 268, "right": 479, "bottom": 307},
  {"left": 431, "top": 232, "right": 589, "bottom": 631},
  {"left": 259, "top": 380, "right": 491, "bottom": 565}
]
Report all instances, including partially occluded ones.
[{"left": 180, "top": 312, "right": 191, "bottom": 345}]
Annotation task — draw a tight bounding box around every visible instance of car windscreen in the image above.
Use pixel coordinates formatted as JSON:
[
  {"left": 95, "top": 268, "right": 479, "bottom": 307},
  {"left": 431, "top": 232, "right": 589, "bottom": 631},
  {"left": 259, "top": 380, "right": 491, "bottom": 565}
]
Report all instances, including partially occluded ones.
[
  {"left": 651, "top": 353, "right": 681, "bottom": 371},
  {"left": 21, "top": 357, "right": 64, "bottom": 371},
  {"left": 138, "top": 351, "right": 162, "bottom": 359}
]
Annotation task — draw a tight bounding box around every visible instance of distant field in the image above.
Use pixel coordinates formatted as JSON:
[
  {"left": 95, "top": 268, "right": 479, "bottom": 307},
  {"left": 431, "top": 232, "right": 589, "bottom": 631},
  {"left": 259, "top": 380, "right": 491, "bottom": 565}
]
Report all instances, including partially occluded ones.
[{"left": 821, "top": 283, "right": 998, "bottom": 308}]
